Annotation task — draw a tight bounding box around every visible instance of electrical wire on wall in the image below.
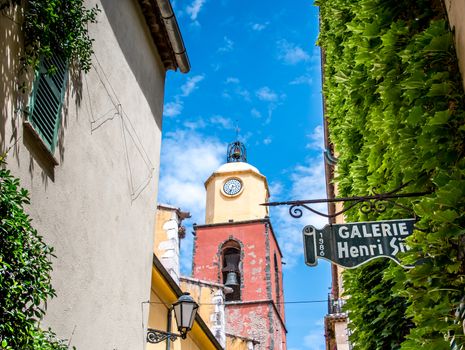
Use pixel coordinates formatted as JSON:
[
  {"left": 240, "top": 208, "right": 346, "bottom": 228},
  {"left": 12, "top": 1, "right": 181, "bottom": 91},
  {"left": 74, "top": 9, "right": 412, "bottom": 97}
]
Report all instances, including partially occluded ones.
[{"left": 142, "top": 299, "right": 329, "bottom": 306}]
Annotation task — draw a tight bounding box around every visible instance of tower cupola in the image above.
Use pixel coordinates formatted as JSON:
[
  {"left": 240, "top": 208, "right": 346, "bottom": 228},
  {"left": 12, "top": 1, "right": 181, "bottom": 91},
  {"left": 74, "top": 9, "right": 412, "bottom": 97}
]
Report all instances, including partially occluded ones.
[{"left": 204, "top": 142, "right": 269, "bottom": 224}]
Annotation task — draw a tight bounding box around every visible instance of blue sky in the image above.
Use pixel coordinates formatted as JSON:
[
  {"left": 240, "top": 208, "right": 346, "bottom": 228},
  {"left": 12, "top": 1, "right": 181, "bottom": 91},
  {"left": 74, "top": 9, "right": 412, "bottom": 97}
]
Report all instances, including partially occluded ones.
[{"left": 158, "top": 1, "right": 331, "bottom": 349}]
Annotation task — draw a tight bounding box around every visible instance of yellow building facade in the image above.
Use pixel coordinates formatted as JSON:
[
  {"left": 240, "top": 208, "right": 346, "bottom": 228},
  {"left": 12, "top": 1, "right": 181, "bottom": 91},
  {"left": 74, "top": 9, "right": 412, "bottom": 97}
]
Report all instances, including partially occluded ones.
[
  {"left": 147, "top": 256, "right": 223, "bottom": 350},
  {"left": 148, "top": 205, "right": 223, "bottom": 350}
]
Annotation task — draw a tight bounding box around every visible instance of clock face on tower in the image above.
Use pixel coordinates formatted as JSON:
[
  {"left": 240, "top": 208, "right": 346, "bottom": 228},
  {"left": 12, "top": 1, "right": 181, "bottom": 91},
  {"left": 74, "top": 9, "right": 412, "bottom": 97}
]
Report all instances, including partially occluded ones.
[{"left": 222, "top": 178, "right": 243, "bottom": 196}]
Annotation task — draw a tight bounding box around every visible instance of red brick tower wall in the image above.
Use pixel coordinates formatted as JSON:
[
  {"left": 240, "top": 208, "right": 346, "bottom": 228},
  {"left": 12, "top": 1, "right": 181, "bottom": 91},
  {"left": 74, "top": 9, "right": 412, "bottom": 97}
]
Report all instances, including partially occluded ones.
[{"left": 192, "top": 219, "right": 287, "bottom": 349}]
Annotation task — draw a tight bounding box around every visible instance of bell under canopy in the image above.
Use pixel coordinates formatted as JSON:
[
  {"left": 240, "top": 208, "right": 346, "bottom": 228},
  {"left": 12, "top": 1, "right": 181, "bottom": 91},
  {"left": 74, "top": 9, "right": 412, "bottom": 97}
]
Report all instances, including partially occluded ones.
[{"left": 227, "top": 141, "right": 247, "bottom": 163}]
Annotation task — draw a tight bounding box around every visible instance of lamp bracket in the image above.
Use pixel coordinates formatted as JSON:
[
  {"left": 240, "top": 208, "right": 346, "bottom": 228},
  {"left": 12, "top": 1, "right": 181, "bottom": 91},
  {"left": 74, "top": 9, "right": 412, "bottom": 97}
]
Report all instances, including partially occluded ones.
[{"left": 147, "top": 328, "right": 182, "bottom": 343}]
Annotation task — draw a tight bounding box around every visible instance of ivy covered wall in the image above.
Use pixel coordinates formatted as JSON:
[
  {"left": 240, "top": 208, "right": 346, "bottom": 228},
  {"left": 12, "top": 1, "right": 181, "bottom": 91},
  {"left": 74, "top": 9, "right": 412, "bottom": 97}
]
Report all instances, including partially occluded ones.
[{"left": 317, "top": 0, "right": 465, "bottom": 349}]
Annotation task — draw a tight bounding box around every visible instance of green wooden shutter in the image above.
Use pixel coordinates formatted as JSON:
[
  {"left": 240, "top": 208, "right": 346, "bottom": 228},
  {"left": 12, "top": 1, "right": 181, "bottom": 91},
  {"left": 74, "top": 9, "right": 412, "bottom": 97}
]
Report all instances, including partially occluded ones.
[{"left": 29, "top": 55, "right": 68, "bottom": 152}]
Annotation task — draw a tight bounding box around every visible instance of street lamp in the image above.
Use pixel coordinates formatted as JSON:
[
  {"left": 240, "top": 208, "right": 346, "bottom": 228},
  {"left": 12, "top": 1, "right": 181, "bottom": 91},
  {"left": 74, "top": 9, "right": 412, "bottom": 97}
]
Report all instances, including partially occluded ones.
[{"left": 147, "top": 292, "right": 199, "bottom": 344}]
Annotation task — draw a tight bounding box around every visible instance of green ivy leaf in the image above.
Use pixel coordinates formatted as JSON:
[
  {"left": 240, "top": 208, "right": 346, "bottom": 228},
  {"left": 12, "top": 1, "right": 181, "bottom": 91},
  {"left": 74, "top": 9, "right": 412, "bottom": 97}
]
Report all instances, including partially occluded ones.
[
  {"left": 0, "top": 159, "right": 69, "bottom": 348},
  {"left": 428, "top": 110, "right": 451, "bottom": 125},
  {"left": 318, "top": 2, "right": 465, "bottom": 349}
]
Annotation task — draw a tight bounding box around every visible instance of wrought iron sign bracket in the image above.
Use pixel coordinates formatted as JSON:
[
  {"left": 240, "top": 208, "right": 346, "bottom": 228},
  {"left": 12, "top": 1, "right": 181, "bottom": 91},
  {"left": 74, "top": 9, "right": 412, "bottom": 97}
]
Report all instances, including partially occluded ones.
[
  {"left": 262, "top": 184, "right": 432, "bottom": 219},
  {"left": 147, "top": 328, "right": 183, "bottom": 343}
]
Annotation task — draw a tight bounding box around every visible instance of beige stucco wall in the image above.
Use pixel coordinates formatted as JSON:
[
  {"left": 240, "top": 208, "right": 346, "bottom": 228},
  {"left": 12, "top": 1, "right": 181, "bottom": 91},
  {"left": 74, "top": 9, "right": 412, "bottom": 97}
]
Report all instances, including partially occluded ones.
[
  {"left": 1, "top": 1, "right": 167, "bottom": 348},
  {"left": 334, "top": 322, "right": 350, "bottom": 350},
  {"left": 445, "top": 0, "right": 465, "bottom": 91},
  {"left": 205, "top": 163, "right": 270, "bottom": 224},
  {"left": 180, "top": 277, "right": 227, "bottom": 348},
  {"left": 155, "top": 206, "right": 182, "bottom": 283}
]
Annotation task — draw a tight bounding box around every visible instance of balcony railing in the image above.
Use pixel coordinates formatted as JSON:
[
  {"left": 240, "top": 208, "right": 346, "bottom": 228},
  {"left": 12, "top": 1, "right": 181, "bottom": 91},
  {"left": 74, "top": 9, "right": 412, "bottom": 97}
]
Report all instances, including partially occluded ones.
[{"left": 327, "top": 293, "right": 346, "bottom": 315}]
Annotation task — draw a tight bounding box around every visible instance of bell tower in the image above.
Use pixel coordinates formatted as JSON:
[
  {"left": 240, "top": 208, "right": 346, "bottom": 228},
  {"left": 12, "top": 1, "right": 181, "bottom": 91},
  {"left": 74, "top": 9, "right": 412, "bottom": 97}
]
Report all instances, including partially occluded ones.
[{"left": 192, "top": 141, "right": 287, "bottom": 350}]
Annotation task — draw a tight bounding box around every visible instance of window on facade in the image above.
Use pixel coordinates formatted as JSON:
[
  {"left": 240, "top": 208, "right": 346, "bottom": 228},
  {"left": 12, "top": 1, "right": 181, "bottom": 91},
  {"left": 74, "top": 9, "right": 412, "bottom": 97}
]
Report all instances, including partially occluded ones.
[
  {"left": 221, "top": 240, "right": 241, "bottom": 301},
  {"left": 28, "top": 54, "right": 68, "bottom": 153}
]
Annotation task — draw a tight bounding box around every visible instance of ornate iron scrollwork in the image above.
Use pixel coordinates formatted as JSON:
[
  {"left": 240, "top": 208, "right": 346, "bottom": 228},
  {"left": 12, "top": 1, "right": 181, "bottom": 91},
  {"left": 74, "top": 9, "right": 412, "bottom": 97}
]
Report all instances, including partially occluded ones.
[
  {"left": 264, "top": 183, "right": 431, "bottom": 219},
  {"left": 359, "top": 199, "right": 387, "bottom": 214},
  {"left": 147, "top": 328, "right": 179, "bottom": 343}
]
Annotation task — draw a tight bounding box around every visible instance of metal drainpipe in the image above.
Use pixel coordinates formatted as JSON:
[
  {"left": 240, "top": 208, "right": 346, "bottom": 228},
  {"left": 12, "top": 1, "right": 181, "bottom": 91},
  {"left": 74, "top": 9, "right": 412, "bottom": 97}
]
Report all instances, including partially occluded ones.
[
  {"left": 155, "top": 0, "right": 190, "bottom": 73},
  {"left": 166, "top": 308, "right": 172, "bottom": 350}
]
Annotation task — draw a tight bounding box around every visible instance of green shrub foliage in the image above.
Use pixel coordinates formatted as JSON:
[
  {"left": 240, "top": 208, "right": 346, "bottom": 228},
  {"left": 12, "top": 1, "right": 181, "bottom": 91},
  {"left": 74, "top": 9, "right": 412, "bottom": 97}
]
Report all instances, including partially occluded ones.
[
  {"left": 1, "top": 0, "right": 99, "bottom": 73},
  {"left": 0, "top": 159, "right": 70, "bottom": 349},
  {"left": 317, "top": 0, "right": 465, "bottom": 348}
]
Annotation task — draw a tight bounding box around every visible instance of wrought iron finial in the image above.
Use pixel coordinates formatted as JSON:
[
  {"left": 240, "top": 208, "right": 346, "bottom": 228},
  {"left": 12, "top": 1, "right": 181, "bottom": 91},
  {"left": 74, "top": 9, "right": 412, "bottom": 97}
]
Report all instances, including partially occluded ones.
[{"left": 227, "top": 141, "right": 247, "bottom": 163}]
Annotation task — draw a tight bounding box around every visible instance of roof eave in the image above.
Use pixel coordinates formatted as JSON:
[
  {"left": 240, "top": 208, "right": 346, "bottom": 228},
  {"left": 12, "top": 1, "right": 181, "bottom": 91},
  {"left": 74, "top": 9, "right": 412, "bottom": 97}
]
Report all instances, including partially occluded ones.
[{"left": 138, "top": 0, "right": 190, "bottom": 73}]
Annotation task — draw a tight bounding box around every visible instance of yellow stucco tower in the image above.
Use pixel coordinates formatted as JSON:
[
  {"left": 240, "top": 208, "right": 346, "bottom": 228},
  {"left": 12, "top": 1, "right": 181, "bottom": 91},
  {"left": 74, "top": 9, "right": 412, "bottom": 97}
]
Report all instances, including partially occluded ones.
[{"left": 204, "top": 141, "right": 270, "bottom": 224}]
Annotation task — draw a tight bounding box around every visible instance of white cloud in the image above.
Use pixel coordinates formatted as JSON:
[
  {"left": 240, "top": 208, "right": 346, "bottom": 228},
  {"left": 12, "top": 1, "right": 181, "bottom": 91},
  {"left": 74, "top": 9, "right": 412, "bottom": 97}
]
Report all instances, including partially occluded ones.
[
  {"left": 290, "top": 75, "right": 313, "bottom": 85},
  {"left": 277, "top": 39, "right": 310, "bottom": 65},
  {"left": 271, "top": 153, "right": 327, "bottom": 268},
  {"left": 225, "top": 77, "right": 240, "bottom": 84},
  {"left": 290, "top": 162, "right": 327, "bottom": 201},
  {"left": 265, "top": 106, "right": 274, "bottom": 124},
  {"left": 210, "top": 115, "right": 234, "bottom": 129},
  {"left": 183, "top": 119, "right": 207, "bottom": 130},
  {"left": 158, "top": 129, "right": 225, "bottom": 272},
  {"left": 163, "top": 100, "right": 183, "bottom": 117},
  {"left": 159, "top": 130, "right": 224, "bottom": 200},
  {"left": 303, "top": 328, "right": 325, "bottom": 350},
  {"left": 223, "top": 79, "right": 251, "bottom": 101},
  {"left": 186, "top": 0, "right": 206, "bottom": 21},
  {"left": 269, "top": 181, "right": 283, "bottom": 199},
  {"left": 218, "top": 36, "right": 234, "bottom": 53},
  {"left": 256, "top": 86, "right": 278, "bottom": 102},
  {"left": 263, "top": 137, "right": 272, "bottom": 145},
  {"left": 181, "top": 75, "right": 205, "bottom": 97},
  {"left": 251, "top": 22, "right": 269, "bottom": 31},
  {"left": 236, "top": 88, "right": 251, "bottom": 101},
  {"left": 164, "top": 75, "right": 205, "bottom": 118},
  {"left": 306, "top": 125, "right": 325, "bottom": 151},
  {"left": 255, "top": 87, "right": 286, "bottom": 124},
  {"left": 301, "top": 320, "right": 326, "bottom": 350},
  {"left": 238, "top": 131, "right": 253, "bottom": 144},
  {"left": 251, "top": 108, "right": 262, "bottom": 118}
]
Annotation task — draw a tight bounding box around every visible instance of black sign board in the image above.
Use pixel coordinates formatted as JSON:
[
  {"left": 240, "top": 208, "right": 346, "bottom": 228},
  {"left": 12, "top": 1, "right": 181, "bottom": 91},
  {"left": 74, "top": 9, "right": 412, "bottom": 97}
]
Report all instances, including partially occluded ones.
[{"left": 303, "top": 219, "right": 416, "bottom": 268}]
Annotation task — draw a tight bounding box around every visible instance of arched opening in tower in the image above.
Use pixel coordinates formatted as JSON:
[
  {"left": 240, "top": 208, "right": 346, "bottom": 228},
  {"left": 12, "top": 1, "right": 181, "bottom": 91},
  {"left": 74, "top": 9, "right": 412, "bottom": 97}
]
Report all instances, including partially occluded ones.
[{"left": 221, "top": 241, "right": 242, "bottom": 301}]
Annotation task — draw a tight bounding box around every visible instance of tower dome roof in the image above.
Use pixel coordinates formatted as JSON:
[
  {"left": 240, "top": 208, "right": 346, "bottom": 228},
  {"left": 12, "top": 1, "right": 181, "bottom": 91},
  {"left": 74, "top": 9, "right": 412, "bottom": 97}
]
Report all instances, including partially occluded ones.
[{"left": 214, "top": 161, "right": 261, "bottom": 175}]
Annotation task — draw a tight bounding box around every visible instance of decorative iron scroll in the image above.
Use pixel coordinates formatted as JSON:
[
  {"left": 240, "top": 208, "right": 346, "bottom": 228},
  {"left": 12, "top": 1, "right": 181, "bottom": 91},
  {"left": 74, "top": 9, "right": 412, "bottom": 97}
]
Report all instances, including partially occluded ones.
[
  {"left": 147, "top": 328, "right": 179, "bottom": 343},
  {"left": 263, "top": 184, "right": 431, "bottom": 219}
]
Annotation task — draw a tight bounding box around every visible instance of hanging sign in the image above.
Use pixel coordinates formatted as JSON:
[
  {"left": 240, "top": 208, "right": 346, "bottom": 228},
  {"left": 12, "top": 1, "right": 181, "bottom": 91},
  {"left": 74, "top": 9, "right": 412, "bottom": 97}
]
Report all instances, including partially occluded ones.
[{"left": 303, "top": 218, "right": 416, "bottom": 268}]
